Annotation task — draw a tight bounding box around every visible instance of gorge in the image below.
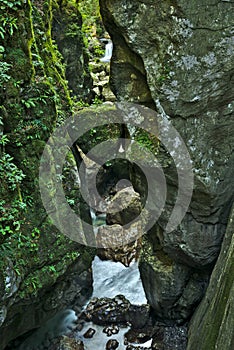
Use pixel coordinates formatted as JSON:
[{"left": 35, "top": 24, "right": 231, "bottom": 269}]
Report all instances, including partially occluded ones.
[{"left": 0, "top": 0, "right": 234, "bottom": 350}]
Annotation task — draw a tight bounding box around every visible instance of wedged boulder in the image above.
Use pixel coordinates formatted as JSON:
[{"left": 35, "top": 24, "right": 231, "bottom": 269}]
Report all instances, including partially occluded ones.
[
  {"left": 106, "top": 186, "right": 142, "bottom": 226},
  {"left": 96, "top": 222, "right": 141, "bottom": 266}
]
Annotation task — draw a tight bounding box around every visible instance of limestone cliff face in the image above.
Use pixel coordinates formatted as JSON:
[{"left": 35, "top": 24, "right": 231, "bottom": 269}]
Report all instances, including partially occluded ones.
[
  {"left": 0, "top": 1, "right": 93, "bottom": 348},
  {"left": 100, "top": 0, "right": 234, "bottom": 337}
]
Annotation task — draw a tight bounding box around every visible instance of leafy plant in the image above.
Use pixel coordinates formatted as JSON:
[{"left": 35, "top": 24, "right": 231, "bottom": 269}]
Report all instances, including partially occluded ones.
[
  {"left": 0, "top": 0, "right": 22, "bottom": 38},
  {"left": 0, "top": 61, "right": 11, "bottom": 85},
  {"left": 0, "top": 153, "right": 25, "bottom": 192},
  {"left": 135, "top": 128, "right": 159, "bottom": 155},
  {"left": 0, "top": 122, "right": 26, "bottom": 240},
  {"left": 78, "top": 0, "right": 105, "bottom": 60}
]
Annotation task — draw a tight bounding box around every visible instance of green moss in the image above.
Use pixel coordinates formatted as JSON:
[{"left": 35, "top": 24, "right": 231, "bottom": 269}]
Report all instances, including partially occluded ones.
[
  {"left": 18, "top": 250, "right": 81, "bottom": 297},
  {"left": 140, "top": 237, "right": 173, "bottom": 272},
  {"left": 0, "top": 0, "right": 91, "bottom": 307}
]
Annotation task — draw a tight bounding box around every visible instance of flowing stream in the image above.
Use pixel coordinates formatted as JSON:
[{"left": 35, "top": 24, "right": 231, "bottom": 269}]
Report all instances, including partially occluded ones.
[
  {"left": 74, "top": 256, "right": 152, "bottom": 350},
  {"left": 16, "top": 257, "right": 151, "bottom": 350},
  {"left": 15, "top": 209, "right": 152, "bottom": 350}
]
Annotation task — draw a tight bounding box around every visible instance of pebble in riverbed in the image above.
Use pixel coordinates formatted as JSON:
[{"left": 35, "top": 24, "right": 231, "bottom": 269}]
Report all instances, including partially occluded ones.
[
  {"left": 83, "top": 328, "right": 96, "bottom": 338},
  {"left": 103, "top": 325, "right": 119, "bottom": 336},
  {"left": 106, "top": 339, "right": 119, "bottom": 349}
]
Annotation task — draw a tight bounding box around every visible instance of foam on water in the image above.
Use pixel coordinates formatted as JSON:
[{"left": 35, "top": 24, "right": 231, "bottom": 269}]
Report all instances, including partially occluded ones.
[{"left": 91, "top": 256, "right": 147, "bottom": 305}]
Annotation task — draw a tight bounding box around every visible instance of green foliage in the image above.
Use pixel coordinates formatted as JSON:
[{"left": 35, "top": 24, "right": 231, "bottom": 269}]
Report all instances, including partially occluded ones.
[
  {"left": 0, "top": 0, "right": 22, "bottom": 39},
  {"left": 0, "top": 153, "right": 25, "bottom": 191},
  {"left": 0, "top": 125, "right": 26, "bottom": 243},
  {"left": 0, "top": 61, "right": 11, "bottom": 85},
  {"left": 92, "top": 95, "right": 103, "bottom": 105},
  {"left": 78, "top": 0, "right": 105, "bottom": 59},
  {"left": 135, "top": 128, "right": 159, "bottom": 155},
  {"left": 79, "top": 0, "right": 101, "bottom": 34},
  {"left": 18, "top": 249, "right": 80, "bottom": 296},
  {"left": 0, "top": 0, "right": 21, "bottom": 10}
]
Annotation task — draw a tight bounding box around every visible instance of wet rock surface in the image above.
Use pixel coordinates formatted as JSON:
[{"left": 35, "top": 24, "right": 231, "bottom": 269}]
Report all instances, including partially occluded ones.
[
  {"left": 124, "top": 328, "right": 152, "bottom": 344},
  {"left": 82, "top": 295, "right": 130, "bottom": 325},
  {"left": 82, "top": 295, "right": 150, "bottom": 328},
  {"left": 106, "top": 339, "right": 119, "bottom": 350},
  {"left": 29, "top": 293, "right": 187, "bottom": 350},
  {"left": 83, "top": 327, "right": 96, "bottom": 339}
]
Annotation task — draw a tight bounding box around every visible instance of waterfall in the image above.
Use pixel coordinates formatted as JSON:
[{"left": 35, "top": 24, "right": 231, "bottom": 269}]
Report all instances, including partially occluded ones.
[
  {"left": 100, "top": 39, "right": 113, "bottom": 62},
  {"left": 91, "top": 256, "right": 147, "bottom": 304}
]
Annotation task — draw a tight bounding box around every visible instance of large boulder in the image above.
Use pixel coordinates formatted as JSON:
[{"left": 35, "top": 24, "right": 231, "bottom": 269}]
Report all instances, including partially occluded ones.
[
  {"left": 106, "top": 186, "right": 142, "bottom": 226},
  {"left": 82, "top": 295, "right": 150, "bottom": 328}
]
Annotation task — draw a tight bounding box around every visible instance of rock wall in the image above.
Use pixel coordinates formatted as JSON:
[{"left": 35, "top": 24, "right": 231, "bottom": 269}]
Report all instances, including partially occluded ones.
[
  {"left": 0, "top": 1, "right": 94, "bottom": 348},
  {"left": 187, "top": 204, "right": 234, "bottom": 349},
  {"left": 52, "top": 0, "right": 93, "bottom": 102},
  {"left": 99, "top": 0, "right": 234, "bottom": 336}
]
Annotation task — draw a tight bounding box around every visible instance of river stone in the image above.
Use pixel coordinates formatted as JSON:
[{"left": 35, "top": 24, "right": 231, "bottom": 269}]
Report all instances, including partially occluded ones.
[
  {"left": 82, "top": 295, "right": 150, "bottom": 328},
  {"left": 82, "top": 295, "right": 130, "bottom": 325},
  {"left": 103, "top": 325, "right": 119, "bottom": 337},
  {"left": 124, "top": 328, "right": 152, "bottom": 344},
  {"left": 83, "top": 327, "right": 96, "bottom": 339},
  {"left": 126, "top": 345, "right": 150, "bottom": 350},
  {"left": 106, "top": 186, "right": 142, "bottom": 226},
  {"left": 106, "top": 339, "right": 119, "bottom": 350}
]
